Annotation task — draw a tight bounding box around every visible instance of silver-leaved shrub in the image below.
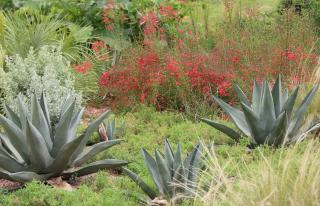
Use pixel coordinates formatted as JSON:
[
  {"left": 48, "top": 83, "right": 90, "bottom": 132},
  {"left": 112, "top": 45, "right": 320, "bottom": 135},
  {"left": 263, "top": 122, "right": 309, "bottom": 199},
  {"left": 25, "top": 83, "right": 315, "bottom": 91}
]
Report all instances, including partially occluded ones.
[{"left": 0, "top": 45, "right": 82, "bottom": 117}]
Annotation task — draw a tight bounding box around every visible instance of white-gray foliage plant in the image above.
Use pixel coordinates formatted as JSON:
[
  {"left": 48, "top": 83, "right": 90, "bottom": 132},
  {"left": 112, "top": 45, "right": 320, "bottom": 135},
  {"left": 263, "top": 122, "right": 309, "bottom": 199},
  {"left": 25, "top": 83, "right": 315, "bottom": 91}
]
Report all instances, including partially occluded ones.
[{"left": 0, "top": 45, "right": 82, "bottom": 117}]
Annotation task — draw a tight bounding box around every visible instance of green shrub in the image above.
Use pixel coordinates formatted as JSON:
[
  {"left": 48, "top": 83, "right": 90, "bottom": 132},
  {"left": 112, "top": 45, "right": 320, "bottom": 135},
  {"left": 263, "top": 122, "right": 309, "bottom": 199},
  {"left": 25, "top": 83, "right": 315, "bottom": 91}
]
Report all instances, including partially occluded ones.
[
  {"left": 0, "top": 0, "right": 105, "bottom": 33},
  {"left": 0, "top": 8, "right": 92, "bottom": 61},
  {"left": 0, "top": 46, "right": 82, "bottom": 118}
]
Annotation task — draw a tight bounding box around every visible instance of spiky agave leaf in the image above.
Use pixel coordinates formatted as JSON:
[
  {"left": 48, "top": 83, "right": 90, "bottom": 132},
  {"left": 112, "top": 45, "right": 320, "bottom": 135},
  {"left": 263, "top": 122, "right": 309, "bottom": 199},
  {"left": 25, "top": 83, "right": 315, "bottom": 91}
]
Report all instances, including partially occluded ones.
[
  {"left": 122, "top": 168, "right": 158, "bottom": 199},
  {"left": 0, "top": 93, "right": 127, "bottom": 183},
  {"left": 183, "top": 144, "right": 202, "bottom": 190},
  {"left": 287, "top": 85, "right": 319, "bottom": 139},
  {"left": 212, "top": 95, "right": 251, "bottom": 137},
  {"left": 200, "top": 118, "right": 241, "bottom": 141}
]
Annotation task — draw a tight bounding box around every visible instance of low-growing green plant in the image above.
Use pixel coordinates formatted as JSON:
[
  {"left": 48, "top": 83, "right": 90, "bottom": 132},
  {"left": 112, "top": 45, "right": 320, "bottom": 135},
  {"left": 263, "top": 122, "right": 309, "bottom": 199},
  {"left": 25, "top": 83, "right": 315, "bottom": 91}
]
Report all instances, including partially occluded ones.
[
  {"left": 201, "top": 76, "right": 319, "bottom": 147},
  {"left": 123, "top": 139, "right": 202, "bottom": 204},
  {"left": 0, "top": 93, "right": 127, "bottom": 183},
  {"left": 0, "top": 45, "right": 81, "bottom": 118}
]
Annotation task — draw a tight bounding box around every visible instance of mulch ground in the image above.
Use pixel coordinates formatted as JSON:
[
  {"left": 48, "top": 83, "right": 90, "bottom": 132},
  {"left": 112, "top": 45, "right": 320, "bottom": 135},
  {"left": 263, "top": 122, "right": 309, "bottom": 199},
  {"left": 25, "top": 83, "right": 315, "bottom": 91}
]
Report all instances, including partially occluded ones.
[{"left": 0, "top": 179, "right": 23, "bottom": 191}]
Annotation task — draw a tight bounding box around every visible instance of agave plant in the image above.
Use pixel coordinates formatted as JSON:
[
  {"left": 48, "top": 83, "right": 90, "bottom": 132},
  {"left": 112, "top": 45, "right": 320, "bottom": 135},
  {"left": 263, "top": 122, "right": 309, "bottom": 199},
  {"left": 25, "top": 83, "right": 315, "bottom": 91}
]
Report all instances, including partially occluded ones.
[
  {"left": 123, "top": 139, "right": 202, "bottom": 203},
  {"left": 98, "top": 117, "right": 125, "bottom": 141},
  {"left": 201, "top": 76, "right": 319, "bottom": 147},
  {"left": 0, "top": 93, "right": 127, "bottom": 183}
]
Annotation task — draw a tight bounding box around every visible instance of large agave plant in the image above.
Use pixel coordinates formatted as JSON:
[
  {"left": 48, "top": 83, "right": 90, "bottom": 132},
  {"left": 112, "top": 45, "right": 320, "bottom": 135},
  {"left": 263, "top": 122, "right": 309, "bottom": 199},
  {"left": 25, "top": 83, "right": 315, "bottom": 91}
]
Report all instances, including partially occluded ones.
[
  {"left": 0, "top": 93, "right": 127, "bottom": 183},
  {"left": 201, "top": 76, "right": 319, "bottom": 147},
  {"left": 123, "top": 139, "right": 202, "bottom": 202}
]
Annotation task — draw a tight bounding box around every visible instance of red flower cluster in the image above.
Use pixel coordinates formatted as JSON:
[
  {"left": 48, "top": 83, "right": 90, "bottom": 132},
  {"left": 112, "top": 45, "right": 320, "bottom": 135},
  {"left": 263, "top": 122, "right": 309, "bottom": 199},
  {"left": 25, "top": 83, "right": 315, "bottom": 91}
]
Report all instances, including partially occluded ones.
[
  {"left": 91, "top": 40, "right": 109, "bottom": 61},
  {"left": 159, "top": 6, "right": 177, "bottom": 18},
  {"left": 140, "top": 11, "right": 158, "bottom": 35},
  {"left": 72, "top": 61, "right": 92, "bottom": 74},
  {"left": 102, "top": 4, "right": 114, "bottom": 31},
  {"left": 186, "top": 67, "right": 231, "bottom": 97},
  {"left": 92, "top": 40, "right": 105, "bottom": 53}
]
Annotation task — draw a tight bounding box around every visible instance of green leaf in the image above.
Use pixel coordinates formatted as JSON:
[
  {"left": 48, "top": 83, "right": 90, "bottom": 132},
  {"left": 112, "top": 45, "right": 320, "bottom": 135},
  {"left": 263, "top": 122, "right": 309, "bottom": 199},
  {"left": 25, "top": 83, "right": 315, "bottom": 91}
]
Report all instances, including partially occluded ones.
[
  {"left": 30, "top": 95, "right": 52, "bottom": 150},
  {"left": 4, "top": 105, "right": 21, "bottom": 129},
  {"left": 85, "top": 110, "right": 111, "bottom": 139},
  {"left": 58, "top": 95, "right": 74, "bottom": 119},
  {"left": 173, "top": 144, "right": 182, "bottom": 172},
  {"left": 63, "top": 159, "right": 127, "bottom": 177},
  {"left": 0, "top": 134, "right": 24, "bottom": 164},
  {"left": 51, "top": 100, "right": 76, "bottom": 156},
  {"left": 106, "top": 118, "right": 116, "bottom": 140},
  {"left": 142, "top": 148, "right": 164, "bottom": 194},
  {"left": 234, "top": 84, "right": 250, "bottom": 106},
  {"left": 173, "top": 164, "right": 186, "bottom": 195},
  {"left": 0, "top": 115, "right": 29, "bottom": 162},
  {"left": 155, "top": 150, "right": 171, "bottom": 196},
  {"left": 271, "top": 75, "right": 283, "bottom": 116},
  {"left": 282, "top": 88, "right": 289, "bottom": 104},
  {"left": 0, "top": 144, "right": 26, "bottom": 172},
  {"left": 39, "top": 92, "right": 51, "bottom": 136},
  {"left": 73, "top": 139, "right": 122, "bottom": 167},
  {"left": 260, "top": 79, "right": 276, "bottom": 125},
  {"left": 26, "top": 120, "right": 53, "bottom": 171},
  {"left": 71, "top": 110, "right": 111, "bottom": 162},
  {"left": 266, "top": 112, "right": 288, "bottom": 146},
  {"left": 17, "top": 95, "right": 28, "bottom": 132},
  {"left": 282, "top": 87, "right": 299, "bottom": 119},
  {"left": 122, "top": 167, "right": 158, "bottom": 199},
  {"left": 200, "top": 118, "right": 241, "bottom": 141},
  {"left": 241, "top": 103, "right": 264, "bottom": 145},
  {"left": 288, "top": 85, "right": 319, "bottom": 137},
  {"left": 185, "top": 144, "right": 202, "bottom": 189},
  {"left": 212, "top": 96, "right": 251, "bottom": 136},
  {"left": 9, "top": 171, "right": 52, "bottom": 183},
  {"left": 69, "top": 108, "right": 85, "bottom": 142},
  {"left": 164, "top": 139, "right": 174, "bottom": 176},
  {"left": 45, "top": 133, "right": 86, "bottom": 174},
  {"left": 252, "top": 80, "right": 262, "bottom": 114}
]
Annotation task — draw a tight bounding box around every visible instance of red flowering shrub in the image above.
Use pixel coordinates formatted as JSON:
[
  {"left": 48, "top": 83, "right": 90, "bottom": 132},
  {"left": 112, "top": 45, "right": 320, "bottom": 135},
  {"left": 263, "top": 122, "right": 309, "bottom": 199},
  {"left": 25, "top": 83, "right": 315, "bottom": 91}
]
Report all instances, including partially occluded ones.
[
  {"left": 99, "top": 44, "right": 234, "bottom": 110},
  {"left": 96, "top": 7, "right": 320, "bottom": 111}
]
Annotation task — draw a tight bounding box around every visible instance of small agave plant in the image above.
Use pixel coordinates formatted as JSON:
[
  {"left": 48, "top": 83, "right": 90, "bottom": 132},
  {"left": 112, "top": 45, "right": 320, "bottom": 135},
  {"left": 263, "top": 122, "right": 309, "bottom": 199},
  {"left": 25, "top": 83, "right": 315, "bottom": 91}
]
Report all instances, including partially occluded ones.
[
  {"left": 0, "top": 93, "right": 127, "bottom": 183},
  {"left": 98, "top": 117, "right": 125, "bottom": 141},
  {"left": 201, "top": 76, "right": 319, "bottom": 147},
  {"left": 123, "top": 139, "right": 202, "bottom": 204}
]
